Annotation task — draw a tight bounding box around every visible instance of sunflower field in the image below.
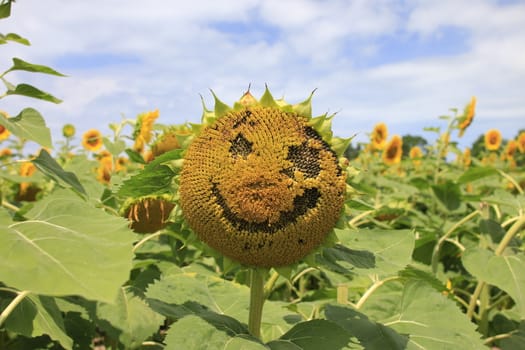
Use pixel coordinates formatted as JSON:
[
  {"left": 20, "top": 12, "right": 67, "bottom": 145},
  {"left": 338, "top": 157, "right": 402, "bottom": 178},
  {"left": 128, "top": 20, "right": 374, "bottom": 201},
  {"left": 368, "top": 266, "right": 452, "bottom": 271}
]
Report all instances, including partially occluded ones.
[{"left": 1, "top": 2, "right": 525, "bottom": 350}]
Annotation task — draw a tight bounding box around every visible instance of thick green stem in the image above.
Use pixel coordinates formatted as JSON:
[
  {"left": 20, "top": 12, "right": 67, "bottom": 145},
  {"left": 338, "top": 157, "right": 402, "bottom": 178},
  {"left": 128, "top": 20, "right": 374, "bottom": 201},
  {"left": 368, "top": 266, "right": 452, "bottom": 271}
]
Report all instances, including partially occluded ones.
[{"left": 248, "top": 268, "right": 266, "bottom": 339}]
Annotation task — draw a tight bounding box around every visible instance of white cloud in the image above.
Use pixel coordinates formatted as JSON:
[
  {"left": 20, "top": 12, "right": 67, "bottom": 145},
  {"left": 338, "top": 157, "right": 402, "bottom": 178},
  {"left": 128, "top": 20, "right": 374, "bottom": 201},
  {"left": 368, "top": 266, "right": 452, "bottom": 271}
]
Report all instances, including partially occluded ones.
[{"left": 1, "top": 0, "right": 524, "bottom": 151}]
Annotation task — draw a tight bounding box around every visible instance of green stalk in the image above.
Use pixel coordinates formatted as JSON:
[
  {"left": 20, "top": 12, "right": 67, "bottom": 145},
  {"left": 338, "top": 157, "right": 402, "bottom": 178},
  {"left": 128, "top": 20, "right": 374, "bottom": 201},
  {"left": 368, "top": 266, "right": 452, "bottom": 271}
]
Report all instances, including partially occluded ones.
[
  {"left": 466, "top": 214, "right": 525, "bottom": 320},
  {"left": 431, "top": 210, "right": 480, "bottom": 274},
  {"left": 248, "top": 268, "right": 266, "bottom": 339},
  {"left": 0, "top": 290, "right": 30, "bottom": 328}
]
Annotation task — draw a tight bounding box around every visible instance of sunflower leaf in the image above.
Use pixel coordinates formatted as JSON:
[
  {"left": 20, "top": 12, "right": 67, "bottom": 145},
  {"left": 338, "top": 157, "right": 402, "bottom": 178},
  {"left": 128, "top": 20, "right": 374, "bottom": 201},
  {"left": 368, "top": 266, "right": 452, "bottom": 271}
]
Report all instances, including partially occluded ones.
[
  {"left": 6, "top": 58, "right": 66, "bottom": 76},
  {"left": 6, "top": 83, "right": 62, "bottom": 103},
  {"left": 31, "top": 149, "right": 87, "bottom": 196},
  {"left": 0, "top": 190, "right": 136, "bottom": 303},
  {"left": 118, "top": 149, "right": 182, "bottom": 197},
  {"left": 2, "top": 294, "right": 73, "bottom": 350},
  {"left": 0, "top": 107, "right": 52, "bottom": 148}
]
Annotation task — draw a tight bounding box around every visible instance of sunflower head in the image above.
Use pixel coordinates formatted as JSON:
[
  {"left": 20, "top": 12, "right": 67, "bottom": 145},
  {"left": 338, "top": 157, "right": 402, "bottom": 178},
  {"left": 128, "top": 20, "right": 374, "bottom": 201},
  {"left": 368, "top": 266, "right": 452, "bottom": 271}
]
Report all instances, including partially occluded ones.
[
  {"left": 82, "top": 129, "right": 103, "bottom": 151},
  {"left": 484, "top": 129, "right": 502, "bottom": 151},
  {"left": 458, "top": 96, "right": 476, "bottom": 137},
  {"left": 409, "top": 146, "right": 423, "bottom": 167},
  {"left": 179, "top": 87, "right": 349, "bottom": 267},
  {"left": 17, "top": 162, "right": 40, "bottom": 201},
  {"left": 0, "top": 148, "right": 12, "bottom": 159},
  {"left": 382, "top": 135, "right": 403, "bottom": 165},
  {"left": 462, "top": 147, "right": 472, "bottom": 168},
  {"left": 517, "top": 132, "right": 525, "bottom": 154},
  {"left": 503, "top": 140, "right": 517, "bottom": 160},
  {"left": 371, "top": 123, "right": 388, "bottom": 150},
  {"left": 123, "top": 195, "right": 176, "bottom": 234},
  {"left": 62, "top": 124, "right": 76, "bottom": 138},
  {"left": 0, "top": 123, "right": 10, "bottom": 142},
  {"left": 133, "top": 109, "right": 160, "bottom": 152},
  {"left": 150, "top": 125, "right": 192, "bottom": 160}
]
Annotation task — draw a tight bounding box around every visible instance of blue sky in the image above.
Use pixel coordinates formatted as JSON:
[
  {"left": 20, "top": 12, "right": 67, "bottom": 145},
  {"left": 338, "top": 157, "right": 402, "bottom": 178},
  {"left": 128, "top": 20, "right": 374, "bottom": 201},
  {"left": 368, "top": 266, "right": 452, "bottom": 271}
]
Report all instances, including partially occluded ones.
[{"left": 2, "top": 0, "right": 525, "bottom": 151}]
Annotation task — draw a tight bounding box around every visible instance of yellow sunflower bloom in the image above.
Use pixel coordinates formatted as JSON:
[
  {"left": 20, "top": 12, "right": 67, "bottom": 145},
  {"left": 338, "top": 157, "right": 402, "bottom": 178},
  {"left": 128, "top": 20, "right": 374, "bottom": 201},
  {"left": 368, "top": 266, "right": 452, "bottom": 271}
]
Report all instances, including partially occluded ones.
[
  {"left": 133, "top": 109, "right": 159, "bottom": 152},
  {"left": 150, "top": 125, "right": 191, "bottom": 159},
  {"left": 0, "top": 148, "right": 12, "bottom": 158},
  {"left": 179, "top": 88, "right": 348, "bottom": 267},
  {"left": 0, "top": 110, "right": 11, "bottom": 142},
  {"left": 458, "top": 96, "right": 476, "bottom": 137},
  {"left": 0, "top": 123, "right": 10, "bottom": 142},
  {"left": 503, "top": 140, "right": 517, "bottom": 160},
  {"left": 484, "top": 129, "right": 502, "bottom": 151},
  {"left": 18, "top": 162, "right": 40, "bottom": 201},
  {"left": 82, "top": 129, "right": 103, "bottom": 151},
  {"left": 371, "top": 123, "right": 388, "bottom": 150},
  {"left": 62, "top": 124, "right": 76, "bottom": 138},
  {"left": 517, "top": 132, "right": 525, "bottom": 153},
  {"left": 462, "top": 147, "right": 472, "bottom": 168},
  {"left": 96, "top": 155, "right": 113, "bottom": 184},
  {"left": 409, "top": 146, "right": 423, "bottom": 167},
  {"left": 382, "top": 135, "right": 403, "bottom": 165}
]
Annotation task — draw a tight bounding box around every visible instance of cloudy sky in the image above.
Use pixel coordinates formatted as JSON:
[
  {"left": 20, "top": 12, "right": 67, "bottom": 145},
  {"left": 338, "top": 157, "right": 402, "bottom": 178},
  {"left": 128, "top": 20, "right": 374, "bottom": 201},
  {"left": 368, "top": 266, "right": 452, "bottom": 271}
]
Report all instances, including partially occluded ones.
[{"left": 2, "top": 0, "right": 525, "bottom": 150}]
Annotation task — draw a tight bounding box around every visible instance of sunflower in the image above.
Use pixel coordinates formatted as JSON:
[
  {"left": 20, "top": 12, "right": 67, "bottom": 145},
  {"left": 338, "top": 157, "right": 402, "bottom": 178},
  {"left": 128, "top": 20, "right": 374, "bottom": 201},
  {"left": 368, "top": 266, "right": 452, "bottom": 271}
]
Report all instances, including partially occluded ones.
[
  {"left": 484, "top": 129, "right": 502, "bottom": 151},
  {"left": 409, "top": 146, "right": 423, "bottom": 167},
  {"left": 133, "top": 109, "right": 159, "bottom": 152},
  {"left": 62, "top": 124, "right": 76, "bottom": 138},
  {"left": 17, "top": 162, "right": 40, "bottom": 201},
  {"left": 0, "top": 148, "right": 12, "bottom": 158},
  {"left": 382, "top": 135, "right": 403, "bottom": 165},
  {"left": 458, "top": 96, "right": 476, "bottom": 137},
  {"left": 503, "top": 140, "right": 517, "bottom": 160},
  {"left": 0, "top": 110, "right": 11, "bottom": 142},
  {"left": 0, "top": 123, "right": 10, "bottom": 142},
  {"left": 439, "top": 132, "right": 450, "bottom": 158},
  {"left": 178, "top": 87, "right": 349, "bottom": 267},
  {"left": 123, "top": 196, "right": 176, "bottom": 233},
  {"left": 82, "top": 129, "right": 103, "bottom": 151},
  {"left": 462, "top": 147, "right": 472, "bottom": 168},
  {"left": 517, "top": 132, "right": 525, "bottom": 154},
  {"left": 96, "top": 155, "right": 113, "bottom": 184},
  {"left": 371, "top": 123, "right": 388, "bottom": 150},
  {"left": 150, "top": 125, "right": 191, "bottom": 160}
]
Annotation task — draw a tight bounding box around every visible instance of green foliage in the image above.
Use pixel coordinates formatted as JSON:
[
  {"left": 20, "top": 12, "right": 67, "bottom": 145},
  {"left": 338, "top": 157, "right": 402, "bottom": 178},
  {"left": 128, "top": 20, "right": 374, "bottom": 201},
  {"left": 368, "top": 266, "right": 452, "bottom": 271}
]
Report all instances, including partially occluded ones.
[
  {"left": 0, "top": 191, "right": 136, "bottom": 302},
  {"left": 31, "top": 149, "right": 87, "bottom": 196},
  {"left": 0, "top": 108, "right": 52, "bottom": 148},
  {"left": 1, "top": 4, "right": 525, "bottom": 349}
]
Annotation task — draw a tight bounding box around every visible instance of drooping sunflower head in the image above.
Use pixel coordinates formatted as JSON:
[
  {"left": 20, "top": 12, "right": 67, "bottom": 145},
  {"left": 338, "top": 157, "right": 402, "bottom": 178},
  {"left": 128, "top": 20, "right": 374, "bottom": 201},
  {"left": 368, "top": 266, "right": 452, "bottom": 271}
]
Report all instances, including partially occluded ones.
[
  {"left": 371, "top": 123, "right": 388, "bottom": 150},
  {"left": 123, "top": 195, "right": 176, "bottom": 234},
  {"left": 484, "top": 129, "right": 502, "bottom": 151},
  {"left": 82, "top": 129, "right": 103, "bottom": 151},
  {"left": 458, "top": 96, "right": 476, "bottom": 137},
  {"left": 382, "top": 135, "right": 403, "bottom": 165},
  {"left": 179, "top": 87, "right": 349, "bottom": 267},
  {"left": 150, "top": 125, "right": 192, "bottom": 160},
  {"left": 133, "top": 109, "right": 160, "bottom": 152},
  {"left": 503, "top": 140, "right": 517, "bottom": 160}
]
